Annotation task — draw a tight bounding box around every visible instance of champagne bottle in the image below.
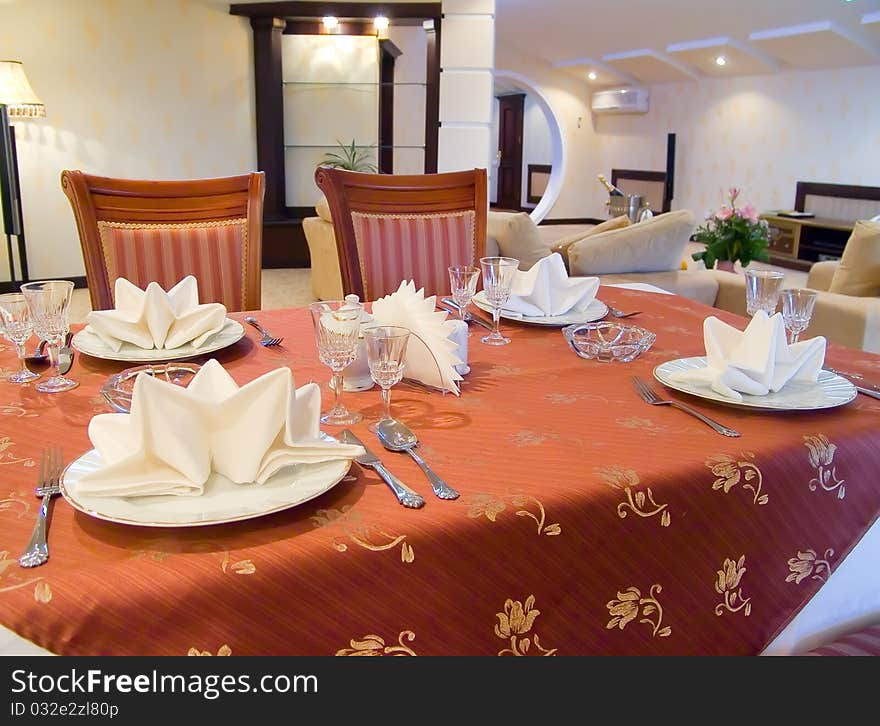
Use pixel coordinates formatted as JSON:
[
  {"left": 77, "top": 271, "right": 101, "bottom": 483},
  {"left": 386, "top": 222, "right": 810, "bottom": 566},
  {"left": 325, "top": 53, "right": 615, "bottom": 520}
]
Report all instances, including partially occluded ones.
[{"left": 597, "top": 174, "right": 625, "bottom": 197}]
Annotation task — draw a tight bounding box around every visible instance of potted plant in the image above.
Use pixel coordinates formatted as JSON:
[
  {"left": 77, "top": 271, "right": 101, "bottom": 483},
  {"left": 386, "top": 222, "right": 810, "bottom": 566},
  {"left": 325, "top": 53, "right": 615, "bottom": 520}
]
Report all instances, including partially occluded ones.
[
  {"left": 691, "top": 188, "right": 770, "bottom": 271},
  {"left": 318, "top": 139, "right": 377, "bottom": 172}
]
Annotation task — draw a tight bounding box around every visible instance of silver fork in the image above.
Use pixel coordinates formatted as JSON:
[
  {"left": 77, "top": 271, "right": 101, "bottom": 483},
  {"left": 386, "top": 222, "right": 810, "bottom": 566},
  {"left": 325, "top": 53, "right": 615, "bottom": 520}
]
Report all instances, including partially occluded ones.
[
  {"left": 19, "top": 447, "right": 63, "bottom": 568},
  {"left": 607, "top": 304, "right": 641, "bottom": 319},
  {"left": 244, "top": 316, "right": 283, "bottom": 346},
  {"left": 632, "top": 376, "right": 741, "bottom": 437}
]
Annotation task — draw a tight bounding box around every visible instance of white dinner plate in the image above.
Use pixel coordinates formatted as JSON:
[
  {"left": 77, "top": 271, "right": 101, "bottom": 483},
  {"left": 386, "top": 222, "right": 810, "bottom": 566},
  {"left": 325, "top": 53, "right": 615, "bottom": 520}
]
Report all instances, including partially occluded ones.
[
  {"left": 72, "top": 318, "right": 246, "bottom": 363},
  {"left": 60, "top": 446, "right": 353, "bottom": 528},
  {"left": 653, "top": 357, "right": 858, "bottom": 411},
  {"left": 472, "top": 291, "right": 608, "bottom": 327}
]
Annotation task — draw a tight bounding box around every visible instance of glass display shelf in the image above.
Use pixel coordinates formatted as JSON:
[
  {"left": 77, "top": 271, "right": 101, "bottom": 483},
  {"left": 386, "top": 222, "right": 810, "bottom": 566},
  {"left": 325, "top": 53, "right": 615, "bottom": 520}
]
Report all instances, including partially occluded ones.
[
  {"left": 283, "top": 81, "right": 426, "bottom": 87},
  {"left": 284, "top": 144, "right": 425, "bottom": 149}
]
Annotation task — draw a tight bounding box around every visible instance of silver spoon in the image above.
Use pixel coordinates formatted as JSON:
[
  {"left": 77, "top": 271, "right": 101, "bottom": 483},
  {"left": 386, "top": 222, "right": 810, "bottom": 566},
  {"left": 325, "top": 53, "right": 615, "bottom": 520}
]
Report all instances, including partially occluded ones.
[
  {"left": 375, "top": 419, "right": 459, "bottom": 500},
  {"left": 25, "top": 333, "right": 75, "bottom": 375}
]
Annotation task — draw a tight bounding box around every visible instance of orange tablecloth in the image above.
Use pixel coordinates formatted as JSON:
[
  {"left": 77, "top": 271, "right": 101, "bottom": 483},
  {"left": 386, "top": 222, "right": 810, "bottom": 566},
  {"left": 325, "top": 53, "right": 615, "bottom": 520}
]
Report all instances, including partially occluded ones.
[{"left": 1, "top": 288, "right": 879, "bottom": 655}]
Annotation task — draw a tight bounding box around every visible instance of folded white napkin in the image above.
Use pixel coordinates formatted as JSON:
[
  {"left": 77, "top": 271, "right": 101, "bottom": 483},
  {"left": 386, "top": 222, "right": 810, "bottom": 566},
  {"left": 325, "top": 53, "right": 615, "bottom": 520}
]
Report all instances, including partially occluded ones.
[
  {"left": 85, "top": 277, "right": 227, "bottom": 352},
  {"left": 672, "top": 311, "right": 826, "bottom": 401},
  {"left": 370, "top": 280, "right": 464, "bottom": 395},
  {"left": 76, "top": 359, "right": 365, "bottom": 498},
  {"left": 504, "top": 253, "right": 600, "bottom": 317}
]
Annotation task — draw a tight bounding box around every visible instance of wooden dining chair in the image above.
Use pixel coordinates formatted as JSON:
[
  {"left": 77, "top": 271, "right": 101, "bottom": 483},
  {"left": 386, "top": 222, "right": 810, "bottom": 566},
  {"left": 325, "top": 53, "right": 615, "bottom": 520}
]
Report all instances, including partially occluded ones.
[
  {"left": 61, "top": 170, "right": 264, "bottom": 311},
  {"left": 315, "top": 167, "right": 487, "bottom": 300}
]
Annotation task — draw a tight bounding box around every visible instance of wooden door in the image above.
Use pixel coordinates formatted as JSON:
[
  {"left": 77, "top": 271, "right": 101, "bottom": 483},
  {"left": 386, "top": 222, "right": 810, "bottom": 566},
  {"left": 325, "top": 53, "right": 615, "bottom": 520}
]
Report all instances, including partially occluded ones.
[{"left": 495, "top": 94, "right": 524, "bottom": 210}]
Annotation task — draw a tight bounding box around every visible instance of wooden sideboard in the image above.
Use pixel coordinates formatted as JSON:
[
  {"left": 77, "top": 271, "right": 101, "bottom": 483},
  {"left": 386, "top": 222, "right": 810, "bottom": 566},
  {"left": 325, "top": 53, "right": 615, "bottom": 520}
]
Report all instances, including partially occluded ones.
[{"left": 761, "top": 213, "right": 854, "bottom": 272}]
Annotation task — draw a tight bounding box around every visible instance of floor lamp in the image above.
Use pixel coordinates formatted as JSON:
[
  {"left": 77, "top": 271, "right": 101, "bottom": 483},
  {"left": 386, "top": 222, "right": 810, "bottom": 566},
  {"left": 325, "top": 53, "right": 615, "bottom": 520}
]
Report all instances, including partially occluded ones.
[{"left": 0, "top": 60, "right": 45, "bottom": 290}]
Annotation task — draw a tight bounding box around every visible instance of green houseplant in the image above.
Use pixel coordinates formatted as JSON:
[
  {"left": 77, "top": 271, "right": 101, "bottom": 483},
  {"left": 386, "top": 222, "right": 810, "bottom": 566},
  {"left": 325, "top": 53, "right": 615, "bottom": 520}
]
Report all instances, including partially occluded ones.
[
  {"left": 691, "top": 188, "right": 770, "bottom": 271},
  {"left": 318, "top": 139, "right": 377, "bottom": 172}
]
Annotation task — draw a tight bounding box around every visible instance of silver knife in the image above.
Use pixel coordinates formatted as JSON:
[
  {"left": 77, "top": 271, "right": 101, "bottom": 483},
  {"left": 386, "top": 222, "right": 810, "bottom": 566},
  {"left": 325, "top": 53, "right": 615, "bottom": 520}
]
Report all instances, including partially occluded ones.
[
  {"left": 340, "top": 429, "right": 425, "bottom": 509},
  {"left": 825, "top": 368, "right": 880, "bottom": 399},
  {"left": 440, "top": 297, "right": 494, "bottom": 332}
]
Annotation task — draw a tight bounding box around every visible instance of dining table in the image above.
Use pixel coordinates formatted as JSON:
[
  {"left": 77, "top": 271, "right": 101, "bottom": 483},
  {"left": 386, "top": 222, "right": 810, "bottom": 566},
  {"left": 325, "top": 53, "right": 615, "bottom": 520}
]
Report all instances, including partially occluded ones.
[{"left": 1, "top": 285, "right": 878, "bottom": 656}]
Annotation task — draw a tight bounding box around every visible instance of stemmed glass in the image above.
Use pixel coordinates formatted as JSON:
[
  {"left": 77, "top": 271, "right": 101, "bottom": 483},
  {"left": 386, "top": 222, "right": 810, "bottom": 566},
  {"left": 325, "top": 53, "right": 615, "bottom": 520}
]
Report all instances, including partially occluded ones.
[
  {"left": 309, "top": 300, "right": 364, "bottom": 425},
  {"left": 20, "top": 281, "right": 77, "bottom": 393},
  {"left": 744, "top": 269, "right": 785, "bottom": 317},
  {"left": 781, "top": 288, "right": 818, "bottom": 344},
  {"left": 364, "top": 325, "right": 410, "bottom": 433},
  {"left": 0, "top": 293, "right": 40, "bottom": 383},
  {"left": 448, "top": 265, "right": 480, "bottom": 326},
  {"left": 479, "top": 256, "right": 519, "bottom": 346}
]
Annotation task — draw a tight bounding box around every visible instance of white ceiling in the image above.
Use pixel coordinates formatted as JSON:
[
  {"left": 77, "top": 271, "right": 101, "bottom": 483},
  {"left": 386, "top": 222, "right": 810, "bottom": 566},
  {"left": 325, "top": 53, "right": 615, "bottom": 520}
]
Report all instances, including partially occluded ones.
[{"left": 497, "top": 0, "right": 880, "bottom": 85}]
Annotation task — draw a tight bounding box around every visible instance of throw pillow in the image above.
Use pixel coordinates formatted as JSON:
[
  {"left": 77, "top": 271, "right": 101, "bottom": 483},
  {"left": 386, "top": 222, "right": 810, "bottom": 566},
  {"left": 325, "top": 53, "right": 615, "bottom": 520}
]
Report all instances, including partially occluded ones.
[
  {"left": 828, "top": 220, "right": 880, "bottom": 297},
  {"left": 487, "top": 211, "right": 552, "bottom": 270},
  {"left": 550, "top": 215, "right": 631, "bottom": 267},
  {"left": 567, "top": 210, "right": 696, "bottom": 276},
  {"left": 315, "top": 195, "right": 333, "bottom": 223}
]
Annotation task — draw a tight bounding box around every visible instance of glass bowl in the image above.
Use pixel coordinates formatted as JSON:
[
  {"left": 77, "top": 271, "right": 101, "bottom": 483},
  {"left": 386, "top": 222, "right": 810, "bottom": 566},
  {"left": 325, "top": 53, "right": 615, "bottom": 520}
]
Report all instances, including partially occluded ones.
[
  {"left": 562, "top": 322, "right": 656, "bottom": 363},
  {"left": 101, "top": 363, "right": 202, "bottom": 413}
]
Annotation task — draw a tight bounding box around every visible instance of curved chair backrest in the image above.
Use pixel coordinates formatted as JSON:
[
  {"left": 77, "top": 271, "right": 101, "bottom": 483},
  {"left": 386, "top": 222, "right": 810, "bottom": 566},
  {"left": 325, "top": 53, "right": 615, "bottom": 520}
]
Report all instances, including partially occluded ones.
[
  {"left": 61, "top": 170, "right": 264, "bottom": 311},
  {"left": 315, "top": 167, "right": 487, "bottom": 301}
]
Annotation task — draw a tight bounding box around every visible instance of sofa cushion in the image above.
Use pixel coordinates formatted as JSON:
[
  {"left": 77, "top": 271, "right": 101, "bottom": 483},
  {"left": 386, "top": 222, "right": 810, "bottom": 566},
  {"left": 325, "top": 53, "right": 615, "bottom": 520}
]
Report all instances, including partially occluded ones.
[
  {"left": 568, "top": 210, "right": 696, "bottom": 276},
  {"left": 315, "top": 195, "right": 333, "bottom": 223},
  {"left": 487, "top": 211, "right": 552, "bottom": 270},
  {"left": 828, "top": 220, "right": 880, "bottom": 297},
  {"left": 551, "top": 215, "right": 631, "bottom": 266},
  {"left": 598, "top": 270, "right": 719, "bottom": 306}
]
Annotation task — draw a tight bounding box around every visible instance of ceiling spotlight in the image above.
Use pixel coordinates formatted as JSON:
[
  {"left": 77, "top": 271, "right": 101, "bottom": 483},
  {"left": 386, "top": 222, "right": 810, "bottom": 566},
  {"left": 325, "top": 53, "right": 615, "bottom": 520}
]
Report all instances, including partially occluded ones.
[
  {"left": 588, "top": 71, "right": 598, "bottom": 80},
  {"left": 715, "top": 55, "right": 727, "bottom": 67},
  {"left": 374, "top": 16, "right": 390, "bottom": 31},
  {"left": 322, "top": 16, "right": 339, "bottom": 31}
]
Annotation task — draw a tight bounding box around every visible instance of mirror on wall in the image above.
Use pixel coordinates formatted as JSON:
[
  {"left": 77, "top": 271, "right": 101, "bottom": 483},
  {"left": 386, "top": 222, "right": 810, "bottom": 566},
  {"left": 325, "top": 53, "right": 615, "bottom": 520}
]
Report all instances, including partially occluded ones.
[{"left": 490, "top": 82, "right": 553, "bottom": 213}]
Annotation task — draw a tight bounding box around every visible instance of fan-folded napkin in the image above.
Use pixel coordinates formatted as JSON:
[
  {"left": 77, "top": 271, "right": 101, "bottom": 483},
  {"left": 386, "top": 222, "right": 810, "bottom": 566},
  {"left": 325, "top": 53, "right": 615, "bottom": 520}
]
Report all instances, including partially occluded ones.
[
  {"left": 503, "top": 253, "right": 600, "bottom": 317},
  {"left": 671, "top": 311, "right": 826, "bottom": 401},
  {"left": 370, "top": 281, "right": 464, "bottom": 395},
  {"left": 85, "top": 276, "right": 227, "bottom": 352},
  {"left": 76, "top": 359, "right": 365, "bottom": 497}
]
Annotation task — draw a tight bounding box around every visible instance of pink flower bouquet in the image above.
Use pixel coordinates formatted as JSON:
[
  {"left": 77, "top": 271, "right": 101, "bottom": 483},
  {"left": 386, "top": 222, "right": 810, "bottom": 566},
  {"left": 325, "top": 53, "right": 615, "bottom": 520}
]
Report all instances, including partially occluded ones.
[{"left": 691, "top": 188, "right": 770, "bottom": 270}]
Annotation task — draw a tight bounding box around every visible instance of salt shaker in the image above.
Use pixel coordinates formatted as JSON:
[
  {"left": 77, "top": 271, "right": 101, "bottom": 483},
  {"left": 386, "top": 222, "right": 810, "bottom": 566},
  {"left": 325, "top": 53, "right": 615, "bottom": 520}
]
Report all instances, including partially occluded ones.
[{"left": 449, "top": 319, "right": 470, "bottom": 376}]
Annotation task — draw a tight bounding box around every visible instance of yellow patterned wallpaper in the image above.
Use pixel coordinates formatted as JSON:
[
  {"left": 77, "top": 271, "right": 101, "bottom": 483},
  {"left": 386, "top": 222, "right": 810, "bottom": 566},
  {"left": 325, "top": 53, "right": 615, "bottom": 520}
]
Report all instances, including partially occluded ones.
[
  {"left": 592, "top": 65, "right": 880, "bottom": 219},
  {"left": 0, "top": 0, "right": 256, "bottom": 279}
]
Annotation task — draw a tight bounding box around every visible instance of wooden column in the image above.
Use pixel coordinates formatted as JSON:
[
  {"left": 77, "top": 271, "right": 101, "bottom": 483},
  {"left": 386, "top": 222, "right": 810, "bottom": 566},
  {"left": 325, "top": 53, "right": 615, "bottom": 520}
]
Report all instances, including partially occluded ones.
[
  {"left": 378, "top": 39, "right": 402, "bottom": 174},
  {"left": 424, "top": 18, "right": 440, "bottom": 174},
  {"left": 250, "top": 16, "right": 287, "bottom": 220}
]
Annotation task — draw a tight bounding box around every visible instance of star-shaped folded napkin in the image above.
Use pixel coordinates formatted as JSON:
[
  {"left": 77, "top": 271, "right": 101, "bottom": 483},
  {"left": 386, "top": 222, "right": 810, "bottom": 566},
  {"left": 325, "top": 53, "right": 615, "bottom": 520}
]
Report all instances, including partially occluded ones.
[
  {"left": 76, "top": 359, "right": 365, "bottom": 498},
  {"left": 370, "top": 280, "right": 464, "bottom": 395},
  {"left": 671, "top": 310, "right": 826, "bottom": 401},
  {"left": 504, "top": 252, "right": 600, "bottom": 317},
  {"left": 85, "top": 276, "right": 227, "bottom": 352}
]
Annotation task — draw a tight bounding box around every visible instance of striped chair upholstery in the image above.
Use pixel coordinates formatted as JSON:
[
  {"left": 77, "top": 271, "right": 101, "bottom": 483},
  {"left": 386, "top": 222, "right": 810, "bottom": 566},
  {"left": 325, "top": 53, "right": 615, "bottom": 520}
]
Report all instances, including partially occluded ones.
[
  {"left": 61, "top": 171, "right": 264, "bottom": 312},
  {"left": 315, "top": 167, "right": 488, "bottom": 302},
  {"left": 350, "top": 210, "right": 477, "bottom": 300},
  {"left": 803, "top": 624, "right": 880, "bottom": 656},
  {"left": 97, "top": 220, "right": 248, "bottom": 311}
]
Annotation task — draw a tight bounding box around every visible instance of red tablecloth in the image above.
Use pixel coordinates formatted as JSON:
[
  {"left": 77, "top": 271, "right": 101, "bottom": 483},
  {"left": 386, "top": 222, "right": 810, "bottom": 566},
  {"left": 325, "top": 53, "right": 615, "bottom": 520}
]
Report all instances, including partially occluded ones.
[{"left": 0, "top": 287, "right": 878, "bottom": 655}]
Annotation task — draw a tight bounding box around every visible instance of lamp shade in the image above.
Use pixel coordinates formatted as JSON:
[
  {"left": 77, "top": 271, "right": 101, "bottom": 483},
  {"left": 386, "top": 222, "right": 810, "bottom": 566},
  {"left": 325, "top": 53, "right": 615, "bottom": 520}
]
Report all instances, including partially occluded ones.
[{"left": 0, "top": 60, "right": 45, "bottom": 118}]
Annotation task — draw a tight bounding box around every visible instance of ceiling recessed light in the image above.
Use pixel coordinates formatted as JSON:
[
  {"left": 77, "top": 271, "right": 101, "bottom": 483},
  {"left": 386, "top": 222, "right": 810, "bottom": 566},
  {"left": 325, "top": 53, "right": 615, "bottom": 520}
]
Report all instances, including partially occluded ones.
[
  {"left": 322, "top": 16, "right": 339, "bottom": 30},
  {"left": 374, "top": 16, "right": 389, "bottom": 31},
  {"left": 715, "top": 55, "right": 727, "bottom": 66},
  {"left": 588, "top": 71, "right": 598, "bottom": 80}
]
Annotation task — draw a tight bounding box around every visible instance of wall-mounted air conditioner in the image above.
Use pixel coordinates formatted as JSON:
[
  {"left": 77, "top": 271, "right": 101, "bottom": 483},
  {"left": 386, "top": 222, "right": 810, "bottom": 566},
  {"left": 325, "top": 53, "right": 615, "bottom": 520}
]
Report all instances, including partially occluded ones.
[{"left": 590, "top": 87, "right": 650, "bottom": 115}]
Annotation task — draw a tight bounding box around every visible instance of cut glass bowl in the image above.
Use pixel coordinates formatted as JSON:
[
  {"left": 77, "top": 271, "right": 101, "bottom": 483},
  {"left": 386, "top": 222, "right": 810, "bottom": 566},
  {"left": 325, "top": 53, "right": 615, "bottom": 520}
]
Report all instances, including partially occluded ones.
[
  {"left": 562, "top": 322, "right": 656, "bottom": 363},
  {"left": 101, "top": 363, "right": 202, "bottom": 413}
]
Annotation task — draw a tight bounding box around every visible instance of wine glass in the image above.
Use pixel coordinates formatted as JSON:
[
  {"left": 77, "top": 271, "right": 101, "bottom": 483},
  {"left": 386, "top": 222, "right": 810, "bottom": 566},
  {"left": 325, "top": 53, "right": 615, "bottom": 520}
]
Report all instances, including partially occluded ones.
[
  {"left": 744, "top": 269, "right": 785, "bottom": 317},
  {"left": 448, "top": 265, "right": 480, "bottom": 325},
  {"left": 364, "top": 325, "right": 410, "bottom": 433},
  {"left": 0, "top": 293, "right": 40, "bottom": 383},
  {"left": 479, "top": 256, "right": 519, "bottom": 346},
  {"left": 309, "top": 300, "right": 364, "bottom": 425},
  {"left": 20, "top": 281, "right": 77, "bottom": 393},
  {"left": 781, "top": 288, "right": 818, "bottom": 344}
]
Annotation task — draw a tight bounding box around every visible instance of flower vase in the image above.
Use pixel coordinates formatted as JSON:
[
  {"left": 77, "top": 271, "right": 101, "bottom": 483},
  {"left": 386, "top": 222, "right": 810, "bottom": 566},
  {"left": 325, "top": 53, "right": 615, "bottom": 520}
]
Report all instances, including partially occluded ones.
[{"left": 716, "top": 260, "right": 736, "bottom": 273}]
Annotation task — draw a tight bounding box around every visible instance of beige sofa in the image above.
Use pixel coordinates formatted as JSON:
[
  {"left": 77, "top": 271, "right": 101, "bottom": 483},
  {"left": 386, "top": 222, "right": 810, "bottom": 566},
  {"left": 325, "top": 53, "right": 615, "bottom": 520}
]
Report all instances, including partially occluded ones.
[{"left": 302, "top": 204, "right": 880, "bottom": 352}]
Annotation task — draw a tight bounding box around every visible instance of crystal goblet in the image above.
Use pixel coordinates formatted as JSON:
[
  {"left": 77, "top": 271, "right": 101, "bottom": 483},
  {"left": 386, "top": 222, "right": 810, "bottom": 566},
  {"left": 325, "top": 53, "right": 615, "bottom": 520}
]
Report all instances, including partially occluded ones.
[
  {"left": 448, "top": 265, "right": 480, "bottom": 326},
  {"left": 744, "top": 269, "right": 785, "bottom": 317},
  {"left": 20, "top": 281, "right": 77, "bottom": 393},
  {"left": 781, "top": 288, "right": 818, "bottom": 344},
  {"left": 309, "top": 300, "right": 364, "bottom": 425},
  {"left": 0, "top": 293, "right": 40, "bottom": 383},
  {"left": 479, "top": 256, "right": 519, "bottom": 346},
  {"left": 364, "top": 325, "right": 410, "bottom": 433}
]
